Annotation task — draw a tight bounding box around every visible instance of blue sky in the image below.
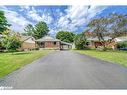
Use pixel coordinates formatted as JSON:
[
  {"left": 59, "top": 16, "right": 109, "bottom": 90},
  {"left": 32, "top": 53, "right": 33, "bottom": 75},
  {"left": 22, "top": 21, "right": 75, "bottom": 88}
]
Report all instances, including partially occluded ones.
[{"left": 0, "top": 5, "right": 127, "bottom": 36}]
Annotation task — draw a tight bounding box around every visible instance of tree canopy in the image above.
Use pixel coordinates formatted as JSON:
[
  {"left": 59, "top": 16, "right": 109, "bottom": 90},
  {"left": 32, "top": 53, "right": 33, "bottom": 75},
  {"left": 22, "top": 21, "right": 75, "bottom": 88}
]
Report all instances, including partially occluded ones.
[
  {"left": 56, "top": 31, "right": 75, "bottom": 43},
  {"left": 24, "top": 24, "right": 34, "bottom": 36},
  {"left": 33, "top": 21, "right": 49, "bottom": 39},
  {"left": 0, "top": 10, "right": 10, "bottom": 34},
  {"left": 24, "top": 21, "right": 49, "bottom": 39},
  {"left": 108, "top": 13, "right": 127, "bottom": 38}
]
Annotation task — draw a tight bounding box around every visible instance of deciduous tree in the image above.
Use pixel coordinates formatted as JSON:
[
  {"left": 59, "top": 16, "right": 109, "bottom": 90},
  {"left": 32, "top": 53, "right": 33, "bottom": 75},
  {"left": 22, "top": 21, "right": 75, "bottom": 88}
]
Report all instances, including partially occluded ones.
[{"left": 56, "top": 31, "right": 75, "bottom": 43}]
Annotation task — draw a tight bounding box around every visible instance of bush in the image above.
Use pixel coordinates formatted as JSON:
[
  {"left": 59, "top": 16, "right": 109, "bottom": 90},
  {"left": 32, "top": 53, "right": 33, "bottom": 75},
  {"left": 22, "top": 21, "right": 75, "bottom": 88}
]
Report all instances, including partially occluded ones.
[
  {"left": 117, "top": 41, "right": 127, "bottom": 49},
  {"left": 74, "top": 33, "right": 87, "bottom": 50}
]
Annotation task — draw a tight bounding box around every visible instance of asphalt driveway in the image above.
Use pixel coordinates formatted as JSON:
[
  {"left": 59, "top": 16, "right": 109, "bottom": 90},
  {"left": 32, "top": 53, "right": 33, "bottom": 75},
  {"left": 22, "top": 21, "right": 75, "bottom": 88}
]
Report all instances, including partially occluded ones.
[{"left": 0, "top": 50, "right": 127, "bottom": 89}]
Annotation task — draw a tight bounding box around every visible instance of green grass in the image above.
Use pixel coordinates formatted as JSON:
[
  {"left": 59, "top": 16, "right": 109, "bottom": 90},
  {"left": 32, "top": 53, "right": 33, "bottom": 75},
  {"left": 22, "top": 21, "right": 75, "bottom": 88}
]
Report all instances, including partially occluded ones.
[
  {"left": 0, "top": 50, "right": 51, "bottom": 78},
  {"left": 74, "top": 50, "right": 127, "bottom": 67}
]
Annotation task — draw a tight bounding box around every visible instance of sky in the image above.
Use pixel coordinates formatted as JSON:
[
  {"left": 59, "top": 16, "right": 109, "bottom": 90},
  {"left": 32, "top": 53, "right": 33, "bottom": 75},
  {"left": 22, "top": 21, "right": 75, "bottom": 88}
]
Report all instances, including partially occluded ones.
[{"left": 0, "top": 5, "right": 127, "bottom": 36}]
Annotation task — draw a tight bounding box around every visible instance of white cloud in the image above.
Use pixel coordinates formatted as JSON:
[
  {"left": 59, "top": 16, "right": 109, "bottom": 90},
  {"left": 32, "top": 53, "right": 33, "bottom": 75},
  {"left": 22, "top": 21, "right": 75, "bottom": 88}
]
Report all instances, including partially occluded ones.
[
  {"left": 0, "top": 6, "right": 32, "bottom": 32},
  {"left": 57, "top": 5, "right": 107, "bottom": 32},
  {"left": 20, "top": 5, "right": 30, "bottom": 11},
  {"left": 27, "top": 6, "right": 53, "bottom": 24},
  {"left": 0, "top": 5, "right": 107, "bottom": 35}
]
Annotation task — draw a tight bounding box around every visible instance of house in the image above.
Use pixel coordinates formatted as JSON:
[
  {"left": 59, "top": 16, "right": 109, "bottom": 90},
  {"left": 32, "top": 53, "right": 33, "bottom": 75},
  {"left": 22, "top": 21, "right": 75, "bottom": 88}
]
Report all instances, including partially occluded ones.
[
  {"left": 87, "top": 36, "right": 127, "bottom": 50},
  {"left": 19, "top": 36, "right": 36, "bottom": 50},
  {"left": 35, "top": 36, "right": 72, "bottom": 50},
  {"left": 87, "top": 36, "right": 113, "bottom": 48},
  {"left": 114, "top": 36, "right": 127, "bottom": 42}
]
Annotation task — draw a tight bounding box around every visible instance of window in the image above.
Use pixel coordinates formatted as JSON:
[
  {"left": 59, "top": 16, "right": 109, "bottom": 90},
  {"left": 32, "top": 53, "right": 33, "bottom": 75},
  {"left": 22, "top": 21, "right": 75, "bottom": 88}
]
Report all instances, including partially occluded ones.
[
  {"left": 54, "top": 42, "right": 56, "bottom": 45},
  {"left": 86, "top": 42, "right": 90, "bottom": 46}
]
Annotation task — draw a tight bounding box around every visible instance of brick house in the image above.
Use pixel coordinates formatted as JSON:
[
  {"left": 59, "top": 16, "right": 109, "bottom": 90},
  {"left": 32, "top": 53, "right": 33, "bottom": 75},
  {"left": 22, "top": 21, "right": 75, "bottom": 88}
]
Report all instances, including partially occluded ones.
[
  {"left": 86, "top": 36, "right": 116, "bottom": 49},
  {"left": 35, "top": 36, "right": 72, "bottom": 50},
  {"left": 86, "top": 36, "right": 127, "bottom": 50},
  {"left": 19, "top": 36, "right": 36, "bottom": 50}
]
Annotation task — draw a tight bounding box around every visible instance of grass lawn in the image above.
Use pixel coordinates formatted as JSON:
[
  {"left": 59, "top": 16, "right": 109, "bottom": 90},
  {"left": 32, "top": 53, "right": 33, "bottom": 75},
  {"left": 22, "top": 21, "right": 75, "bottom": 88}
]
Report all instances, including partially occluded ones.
[
  {"left": 75, "top": 50, "right": 127, "bottom": 67},
  {"left": 0, "top": 50, "right": 51, "bottom": 78}
]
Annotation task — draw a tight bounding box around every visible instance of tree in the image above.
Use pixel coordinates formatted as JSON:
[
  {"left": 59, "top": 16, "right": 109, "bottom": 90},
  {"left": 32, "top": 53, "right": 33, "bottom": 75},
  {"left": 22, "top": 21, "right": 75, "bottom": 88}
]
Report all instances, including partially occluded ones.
[
  {"left": 2, "top": 30, "right": 21, "bottom": 53},
  {"left": 56, "top": 31, "right": 75, "bottom": 43},
  {"left": 108, "top": 13, "right": 127, "bottom": 38},
  {"left": 24, "top": 24, "right": 34, "bottom": 36},
  {"left": 0, "top": 10, "right": 10, "bottom": 34},
  {"left": 33, "top": 21, "right": 49, "bottom": 39},
  {"left": 74, "top": 33, "right": 87, "bottom": 50},
  {"left": 88, "top": 17, "right": 109, "bottom": 49}
]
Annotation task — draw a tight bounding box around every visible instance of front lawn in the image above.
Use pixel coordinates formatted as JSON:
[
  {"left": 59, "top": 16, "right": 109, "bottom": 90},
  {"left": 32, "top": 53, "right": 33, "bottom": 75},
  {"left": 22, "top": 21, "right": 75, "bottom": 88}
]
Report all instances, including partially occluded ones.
[
  {"left": 75, "top": 50, "right": 127, "bottom": 67},
  {"left": 0, "top": 50, "right": 51, "bottom": 78}
]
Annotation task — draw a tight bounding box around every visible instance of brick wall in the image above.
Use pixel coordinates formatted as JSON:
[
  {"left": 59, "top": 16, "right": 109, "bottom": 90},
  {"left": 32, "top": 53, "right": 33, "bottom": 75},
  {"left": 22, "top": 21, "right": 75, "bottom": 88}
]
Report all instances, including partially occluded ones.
[
  {"left": 21, "top": 42, "right": 36, "bottom": 50},
  {"left": 44, "top": 41, "right": 60, "bottom": 49}
]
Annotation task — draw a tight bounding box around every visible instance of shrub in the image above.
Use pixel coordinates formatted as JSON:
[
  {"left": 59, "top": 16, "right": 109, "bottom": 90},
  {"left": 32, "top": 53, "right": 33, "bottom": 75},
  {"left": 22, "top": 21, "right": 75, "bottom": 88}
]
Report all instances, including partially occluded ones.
[
  {"left": 117, "top": 41, "right": 127, "bottom": 49},
  {"left": 74, "top": 33, "right": 87, "bottom": 50}
]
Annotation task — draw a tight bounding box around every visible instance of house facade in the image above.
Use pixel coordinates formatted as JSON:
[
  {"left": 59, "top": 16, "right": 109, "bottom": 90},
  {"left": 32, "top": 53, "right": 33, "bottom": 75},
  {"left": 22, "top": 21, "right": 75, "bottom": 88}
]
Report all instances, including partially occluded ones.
[
  {"left": 87, "top": 37, "right": 113, "bottom": 48},
  {"left": 87, "top": 36, "right": 127, "bottom": 50},
  {"left": 35, "top": 36, "right": 72, "bottom": 50},
  {"left": 19, "top": 36, "right": 36, "bottom": 50}
]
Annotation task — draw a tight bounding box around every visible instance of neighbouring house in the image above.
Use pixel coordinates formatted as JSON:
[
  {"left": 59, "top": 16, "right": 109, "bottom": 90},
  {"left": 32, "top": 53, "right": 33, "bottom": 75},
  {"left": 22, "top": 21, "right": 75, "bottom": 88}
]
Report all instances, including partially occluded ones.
[
  {"left": 114, "top": 36, "right": 127, "bottom": 50},
  {"left": 19, "top": 36, "right": 36, "bottom": 50},
  {"left": 86, "top": 36, "right": 127, "bottom": 50},
  {"left": 87, "top": 36, "right": 113, "bottom": 48},
  {"left": 114, "top": 36, "right": 127, "bottom": 42},
  {"left": 35, "top": 36, "right": 72, "bottom": 50}
]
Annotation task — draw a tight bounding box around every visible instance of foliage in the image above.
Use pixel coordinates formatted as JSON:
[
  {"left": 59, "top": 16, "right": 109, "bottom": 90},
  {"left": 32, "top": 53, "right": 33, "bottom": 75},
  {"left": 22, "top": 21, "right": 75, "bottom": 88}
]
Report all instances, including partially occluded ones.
[
  {"left": 24, "top": 24, "right": 34, "bottom": 36},
  {"left": 108, "top": 13, "right": 127, "bottom": 38},
  {"left": 33, "top": 21, "right": 49, "bottom": 39},
  {"left": 0, "top": 10, "right": 11, "bottom": 34},
  {"left": 1, "top": 30, "right": 21, "bottom": 52},
  {"left": 117, "top": 41, "right": 127, "bottom": 49},
  {"left": 87, "top": 17, "right": 110, "bottom": 50},
  {"left": 56, "top": 31, "right": 75, "bottom": 43},
  {"left": 88, "top": 17, "right": 109, "bottom": 41},
  {"left": 74, "top": 33, "right": 87, "bottom": 50}
]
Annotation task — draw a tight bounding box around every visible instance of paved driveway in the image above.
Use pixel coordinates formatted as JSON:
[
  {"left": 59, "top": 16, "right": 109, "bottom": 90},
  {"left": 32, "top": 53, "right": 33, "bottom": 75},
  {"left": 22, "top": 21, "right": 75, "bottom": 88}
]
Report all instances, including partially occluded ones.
[{"left": 0, "top": 50, "right": 127, "bottom": 89}]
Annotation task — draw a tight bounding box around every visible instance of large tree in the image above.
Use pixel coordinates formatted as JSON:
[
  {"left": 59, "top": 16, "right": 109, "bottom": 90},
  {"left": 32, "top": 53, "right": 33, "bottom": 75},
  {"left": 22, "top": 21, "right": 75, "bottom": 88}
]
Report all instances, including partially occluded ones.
[
  {"left": 56, "top": 31, "right": 75, "bottom": 43},
  {"left": 33, "top": 21, "right": 49, "bottom": 39},
  {"left": 108, "top": 13, "right": 127, "bottom": 38},
  {"left": 88, "top": 17, "right": 109, "bottom": 49},
  {"left": 24, "top": 24, "right": 34, "bottom": 36},
  {"left": 0, "top": 10, "right": 10, "bottom": 34}
]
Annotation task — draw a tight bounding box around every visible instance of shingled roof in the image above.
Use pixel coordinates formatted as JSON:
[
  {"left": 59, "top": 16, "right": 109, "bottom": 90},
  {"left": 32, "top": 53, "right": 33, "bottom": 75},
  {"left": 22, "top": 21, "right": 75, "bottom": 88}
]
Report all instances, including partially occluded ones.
[
  {"left": 36, "top": 36, "right": 60, "bottom": 42},
  {"left": 19, "top": 36, "right": 35, "bottom": 43}
]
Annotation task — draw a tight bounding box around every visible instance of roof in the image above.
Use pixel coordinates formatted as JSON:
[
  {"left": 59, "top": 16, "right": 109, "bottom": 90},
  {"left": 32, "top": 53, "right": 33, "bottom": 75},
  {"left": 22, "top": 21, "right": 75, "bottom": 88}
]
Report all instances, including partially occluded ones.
[
  {"left": 114, "top": 36, "right": 127, "bottom": 42},
  {"left": 36, "top": 36, "right": 60, "bottom": 42},
  {"left": 36, "top": 35, "right": 72, "bottom": 46},
  {"left": 19, "top": 36, "right": 32, "bottom": 41},
  {"left": 19, "top": 36, "right": 35, "bottom": 43},
  {"left": 87, "top": 36, "right": 112, "bottom": 41},
  {"left": 60, "top": 41, "right": 72, "bottom": 45}
]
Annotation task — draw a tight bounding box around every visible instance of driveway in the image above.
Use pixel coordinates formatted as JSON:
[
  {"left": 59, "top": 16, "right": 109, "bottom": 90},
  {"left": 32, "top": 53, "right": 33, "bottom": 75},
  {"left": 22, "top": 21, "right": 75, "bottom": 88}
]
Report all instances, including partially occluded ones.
[{"left": 0, "top": 50, "right": 127, "bottom": 89}]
